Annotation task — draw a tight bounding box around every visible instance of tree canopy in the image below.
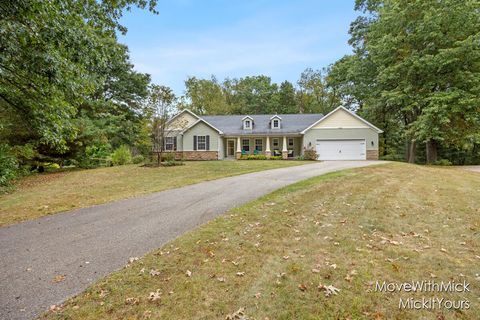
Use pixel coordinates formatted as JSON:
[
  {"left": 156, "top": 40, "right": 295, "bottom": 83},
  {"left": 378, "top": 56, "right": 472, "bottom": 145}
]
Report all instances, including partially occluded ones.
[
  {"left": 180, "top": 70, "right": 339, "bottom": 116},
  {"left": 327, "top": 0, "right": 480, "bottom": 164},
  {"left": 1, "top": 0, "right": 157, "bottom": 174}
]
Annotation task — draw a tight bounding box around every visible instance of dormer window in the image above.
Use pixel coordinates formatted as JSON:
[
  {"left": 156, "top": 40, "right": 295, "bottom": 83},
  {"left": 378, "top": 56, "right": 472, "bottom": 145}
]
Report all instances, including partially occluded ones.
[
  {"left": 242, "top": 116, "right": 253, "bottom": 130},
  {"left": 270, "top": 115, "right": 282, "bottom": 129}
]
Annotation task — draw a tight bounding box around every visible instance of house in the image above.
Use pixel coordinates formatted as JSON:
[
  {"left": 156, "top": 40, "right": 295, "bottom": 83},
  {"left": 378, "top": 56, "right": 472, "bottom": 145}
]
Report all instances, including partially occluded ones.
[{"left": 163, "top": 106, "right": 383, "bottom": 161}]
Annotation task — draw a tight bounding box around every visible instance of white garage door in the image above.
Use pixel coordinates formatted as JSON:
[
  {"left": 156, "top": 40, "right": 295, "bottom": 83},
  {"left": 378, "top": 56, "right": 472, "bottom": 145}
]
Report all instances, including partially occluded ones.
[{"left": 315, "top": 140, "right": 366, "bottom": 160}]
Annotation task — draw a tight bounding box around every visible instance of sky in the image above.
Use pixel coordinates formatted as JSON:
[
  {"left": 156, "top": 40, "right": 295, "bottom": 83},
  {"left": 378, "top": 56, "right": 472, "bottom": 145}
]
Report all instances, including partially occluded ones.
[{"left": 118, "top": 0, "right": 358, "bottom": 95}]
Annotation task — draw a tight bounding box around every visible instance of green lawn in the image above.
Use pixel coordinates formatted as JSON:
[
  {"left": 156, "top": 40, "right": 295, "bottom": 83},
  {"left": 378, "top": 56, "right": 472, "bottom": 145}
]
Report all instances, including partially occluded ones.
[
  {"left": 0, "top": 160, "right": 305, "bottom": 226},
  {"left": 42, "top": 163, "right": 480, "bottom": 319}
]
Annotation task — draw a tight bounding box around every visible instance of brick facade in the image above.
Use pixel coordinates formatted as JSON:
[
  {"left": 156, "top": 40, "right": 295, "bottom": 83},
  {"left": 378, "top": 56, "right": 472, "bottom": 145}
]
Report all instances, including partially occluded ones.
[
  {"left": 366, "top": 149, "right": 379, "bottom": 160},
  {"left": 179, "top": 151, "right": 218, "bottom": 160}
]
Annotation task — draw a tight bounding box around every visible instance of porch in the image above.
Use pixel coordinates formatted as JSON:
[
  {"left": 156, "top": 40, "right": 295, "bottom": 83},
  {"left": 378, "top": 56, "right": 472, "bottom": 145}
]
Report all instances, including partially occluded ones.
[{"left": 223, "top": 136, "right": 302, "bottom": 160}]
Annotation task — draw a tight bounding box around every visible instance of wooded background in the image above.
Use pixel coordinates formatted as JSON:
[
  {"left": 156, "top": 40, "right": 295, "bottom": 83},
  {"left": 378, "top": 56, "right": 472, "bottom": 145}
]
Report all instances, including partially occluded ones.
[{"left": 1, "top": 0, "right": 479, "bottom": 187}]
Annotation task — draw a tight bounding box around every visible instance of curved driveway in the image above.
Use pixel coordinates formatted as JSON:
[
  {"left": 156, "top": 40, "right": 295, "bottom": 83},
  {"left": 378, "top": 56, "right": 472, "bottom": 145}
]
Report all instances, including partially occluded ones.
[{"left": 0, "top": 160, "right": 383, "bottom": 319}]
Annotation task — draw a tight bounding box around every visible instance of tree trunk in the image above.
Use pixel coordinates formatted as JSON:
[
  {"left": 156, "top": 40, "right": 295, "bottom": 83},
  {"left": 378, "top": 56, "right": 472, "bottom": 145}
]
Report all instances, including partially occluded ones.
[
  {"left": 426, "top": 139, "right": 438, "bottom": 164},
  {"left": 158, "top": 151, "right": 162, "bottom": 166},
  {"left": 407, "top": 139, "right": 416, "bottom": 163}
]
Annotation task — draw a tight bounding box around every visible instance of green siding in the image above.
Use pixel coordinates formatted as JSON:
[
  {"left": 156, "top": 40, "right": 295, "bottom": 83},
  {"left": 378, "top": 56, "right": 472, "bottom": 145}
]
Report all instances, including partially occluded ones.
[
  {"left": 182, "top": 122, "right": 220, "bottom": 152},
  {"left": 303, "top": 128, "right": 379, "bottom": 152}
]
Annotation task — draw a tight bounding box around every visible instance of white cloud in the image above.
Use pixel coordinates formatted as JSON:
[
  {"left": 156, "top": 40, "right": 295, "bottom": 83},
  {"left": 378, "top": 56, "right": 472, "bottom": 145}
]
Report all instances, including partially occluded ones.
[{"left": 124, "top": 8, "right": 352, "bottom": 94}]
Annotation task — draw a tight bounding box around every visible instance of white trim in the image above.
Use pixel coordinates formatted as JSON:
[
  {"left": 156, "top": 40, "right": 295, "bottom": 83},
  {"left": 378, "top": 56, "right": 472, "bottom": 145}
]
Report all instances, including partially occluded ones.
[
  {"left": 270, "top": 115, "right": 282, "bottom": 120},
  {"left": 300, "top": 106, "right": 383, "bottom": 134},
  {"left": 197, "top": 135, "right": 207, "bottom": 151},
  {"left": 242, "top": 115, "right": 254, "bottom": 121},
  {"left": 272, "top": 118, "right": 281, "bottom": 129},
  {"left": 254, "top": 138, "right": 263, "bottom": 151},
  {"left": 242, "top": 138, "right": 251, "bottom": 152},
  {"left": 180, "top": 118, "right": 224, "bottom": 135},
  {"left": 226, "top": 139, "right": 236, "bottom": 157},
  {"left": 243, "top": 119, "right": 252, "bottom": 130},
  {"left": 272, "top": 138, "right": 280, "bottom": 148},
  {"left": 288, "top": 137, "right": 294, "bottom": 148},
  {"left": 166, "top": 109, "right": 200, "bottom": 125},
  {"left": 315, "top": 139, "right": 367, "bottom": 161}
]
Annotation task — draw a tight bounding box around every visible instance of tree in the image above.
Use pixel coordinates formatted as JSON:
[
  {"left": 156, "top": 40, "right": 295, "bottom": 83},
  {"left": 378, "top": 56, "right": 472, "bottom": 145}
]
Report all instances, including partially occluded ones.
[
  {"left": 227, "top": 76, "right": 279, "bottom": 114},
  {"left": 0, "top": 0, "right": 156, "bottom": 161},
  {"left": 327, "top": 0, "right": 480, "bottom": 163},
  {"left": 297, "top": 68, "right": 338, "bottom": 114},
  {"left": 182, "top": 76, "right": 230, "bottom": 115},
  {"left": 147, "top": 85, "right": 177, "bottom": 166},
  {"left": 277, "top": 81, "right": 297, "bottom": 114}
]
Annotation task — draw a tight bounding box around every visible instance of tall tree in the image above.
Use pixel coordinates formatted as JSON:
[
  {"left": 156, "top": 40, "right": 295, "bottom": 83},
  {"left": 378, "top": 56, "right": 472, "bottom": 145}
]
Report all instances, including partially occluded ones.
[
  {"left": 182, "top": 76, "right": 230, "bottom": 115},
  {"left": 0, "top": 0, "right": 157, "bottom": 155},
  {"left": 147, "top": 85, "right": 177, "bottom": 166},
  {"left": 277, "top": 81, "right": 297, "bottom": 114},
  {"left": 328, "top": 0, "right": 480, "bottom": 163},
  {"left": 297, "top": 68, "right": 338, "bottom": 114}
]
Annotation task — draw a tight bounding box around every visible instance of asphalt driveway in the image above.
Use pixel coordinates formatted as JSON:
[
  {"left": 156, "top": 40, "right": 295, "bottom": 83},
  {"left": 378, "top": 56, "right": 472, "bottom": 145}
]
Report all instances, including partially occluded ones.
[{"left": 0, "top": 160, "right": 383, "bottom": 319}]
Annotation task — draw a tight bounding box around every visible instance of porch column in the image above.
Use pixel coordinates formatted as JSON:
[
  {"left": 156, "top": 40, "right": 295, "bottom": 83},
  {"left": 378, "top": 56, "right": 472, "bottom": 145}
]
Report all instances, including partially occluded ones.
[
  {"left": 236, "top": 137, "right": 242, "bottom": 159},
  {"left": 282, "top": 136, "right": 288, "bottom": 160},
  {"left": 265, "top": 136, "right": 271, "bottom": 158}
]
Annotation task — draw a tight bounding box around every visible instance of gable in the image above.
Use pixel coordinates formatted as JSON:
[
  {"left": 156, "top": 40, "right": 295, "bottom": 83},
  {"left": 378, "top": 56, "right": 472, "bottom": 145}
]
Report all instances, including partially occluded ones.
[
  {"left": 312, "top": 108, "right": 370, "bottom": 129},
  {"left": 168, "top": 111, "right": 198, "bottom": 131}
]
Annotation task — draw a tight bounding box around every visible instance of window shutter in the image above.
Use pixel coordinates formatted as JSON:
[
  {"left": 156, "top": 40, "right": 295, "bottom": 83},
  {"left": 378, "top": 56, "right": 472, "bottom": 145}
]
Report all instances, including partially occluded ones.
[
  {"left": 206, "top": 135, "right": 210, "bottom": 151},
  {"left": 173, "top": 136, "right": 177, "bottom": 151},
  {"left": 193, "top": 135, "right": 197, "bottom": 151}
]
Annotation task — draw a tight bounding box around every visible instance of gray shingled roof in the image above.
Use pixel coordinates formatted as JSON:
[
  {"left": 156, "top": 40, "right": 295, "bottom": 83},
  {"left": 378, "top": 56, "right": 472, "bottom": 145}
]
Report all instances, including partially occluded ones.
[{"left": 201, "top": 114, "right": 324, "bottom": 135}]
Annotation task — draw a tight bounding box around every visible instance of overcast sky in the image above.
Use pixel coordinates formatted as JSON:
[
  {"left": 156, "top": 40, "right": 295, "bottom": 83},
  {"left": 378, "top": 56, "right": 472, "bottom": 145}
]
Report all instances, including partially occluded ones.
[{"left": 118, "top": 0, "right": 358, "bottom": 95}]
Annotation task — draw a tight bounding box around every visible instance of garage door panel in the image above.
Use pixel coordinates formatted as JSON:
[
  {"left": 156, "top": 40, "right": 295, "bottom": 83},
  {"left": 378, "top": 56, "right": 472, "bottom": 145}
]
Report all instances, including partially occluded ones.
[{"left": 315, "top": 140, "right": 366, "bottom": 160}]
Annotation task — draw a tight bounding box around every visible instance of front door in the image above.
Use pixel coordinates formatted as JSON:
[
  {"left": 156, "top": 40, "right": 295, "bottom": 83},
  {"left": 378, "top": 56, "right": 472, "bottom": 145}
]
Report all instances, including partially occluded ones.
[{"left": 227, "top": 139, "right": 235, "bottom": 157}]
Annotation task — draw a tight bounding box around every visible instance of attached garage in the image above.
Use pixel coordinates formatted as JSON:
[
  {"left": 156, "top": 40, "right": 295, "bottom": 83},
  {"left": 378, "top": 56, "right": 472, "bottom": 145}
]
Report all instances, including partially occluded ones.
[
  {"left": 301, "top": 107, "right": 383, "bottom": 161},
  {"left": 315, "top": 139, "right": 366, "bottom": 160}
]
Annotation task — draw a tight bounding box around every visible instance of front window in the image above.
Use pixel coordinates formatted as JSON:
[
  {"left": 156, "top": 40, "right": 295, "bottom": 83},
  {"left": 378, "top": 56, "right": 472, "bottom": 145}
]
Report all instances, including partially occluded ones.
[
  {"left": 197, "top": 136, "right": 206, "bottom": 150},
  {"left": 244, "top": 120, "right": 251, "bottom": 129},
  {"left": 272, "top": 119, "right": 280, "bottom": 128},
  {"left": 273, "top": 138, "right": 279, "bottom": 148},
  {"left": 165, "top": 137, "right": 174, "bottom": 151},
  {"left": 255, "top": 139, "right": 263, "bottom": 151},
  {"left": 288, "top": 138, "right": 294, "bottom": 148},
  {"left": 242, "top": 139, "right": 250, "bottom": 152}
]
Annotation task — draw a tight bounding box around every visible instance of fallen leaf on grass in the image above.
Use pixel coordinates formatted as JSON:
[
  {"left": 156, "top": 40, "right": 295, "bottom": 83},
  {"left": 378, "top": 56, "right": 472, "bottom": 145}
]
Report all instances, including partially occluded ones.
[
  {"left": 49, "top": 305, "right": 61, "bottom": 312},
  {"left": 311, "top": 268, "right": 320, "bottom": 273},
  {"left": 225, "top": 307, "right": 247, "bottom": 320},
  {"left": 186, "top": 270, "right": 192, "bottom": 277},
  {"left": 128, "top": 257, "right": 139, "bottom": 264},
  {"left": 318, "top": 284, "right": 340, "bottom": 297},
  {"left": 99, "top": 289, "right": 109, "bottom": 298},
  {"left": 125, "top": 297, "right": 139, "bottom": 305},
  {"left": 236, "top": 272, "right": 245, "bottom": 277},
  {"left": 440, "top": 248, "right": 448, "bottom": 253},
  {"left": 148, "top": 289, "right": 161, "bottom": 302},
  {"left": 149, "top": 269, "right": 161, "bottom": 277},
  {"left": 298, "top": 284, "right": 307, "bottom": 291},
  {"left": 217, "top": 277, "right": 226, "bottom": 282}
]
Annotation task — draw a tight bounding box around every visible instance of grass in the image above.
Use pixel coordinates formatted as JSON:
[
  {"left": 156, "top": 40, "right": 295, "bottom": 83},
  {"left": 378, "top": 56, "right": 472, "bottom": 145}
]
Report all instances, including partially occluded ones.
[
  {"left": 41, "top": 163, "right": 480, "bottom": 319},
  {"left": 0, "top": 160, "right": 305, "bottom": 226}
]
